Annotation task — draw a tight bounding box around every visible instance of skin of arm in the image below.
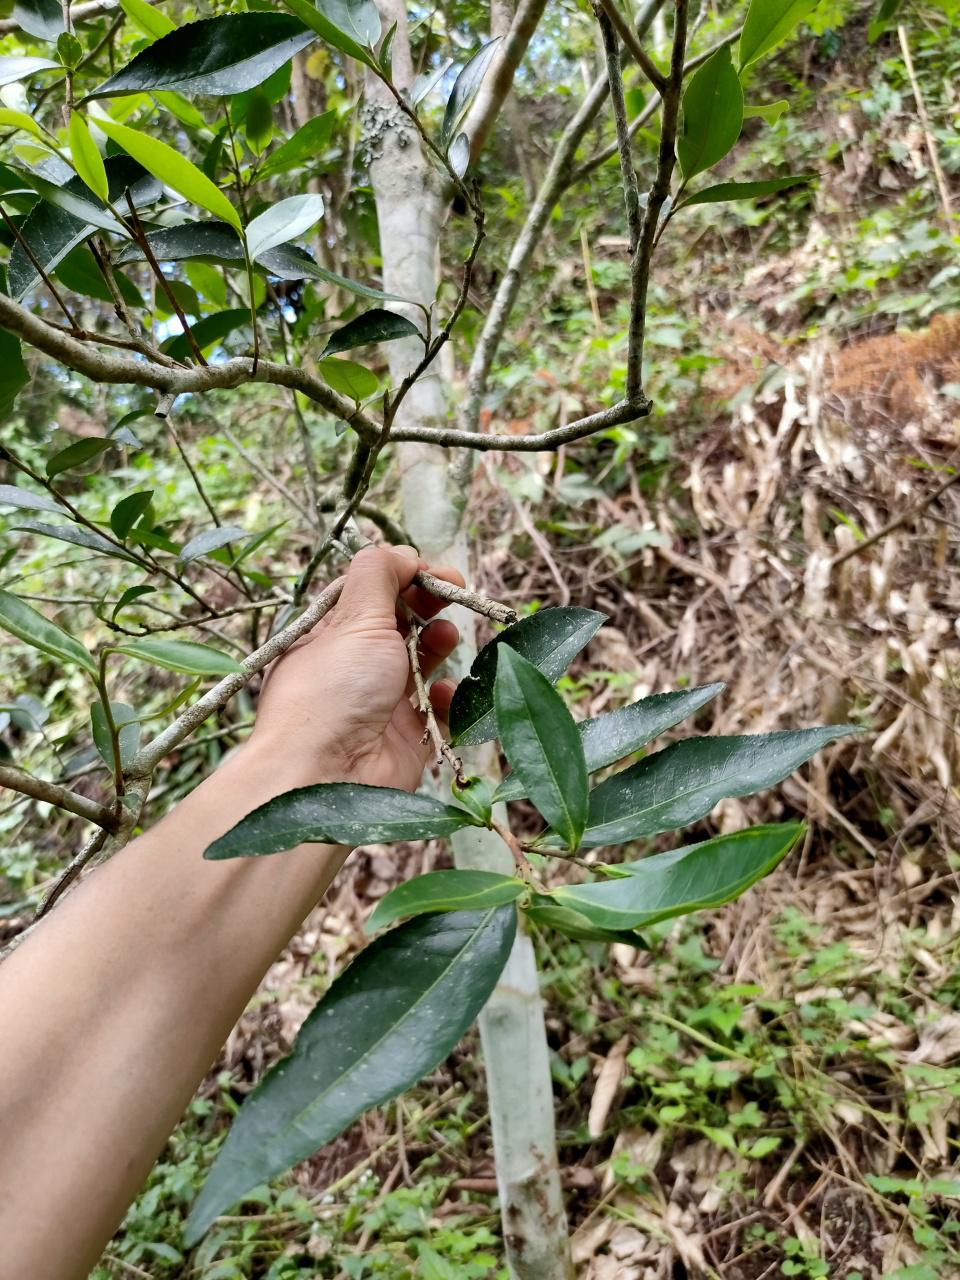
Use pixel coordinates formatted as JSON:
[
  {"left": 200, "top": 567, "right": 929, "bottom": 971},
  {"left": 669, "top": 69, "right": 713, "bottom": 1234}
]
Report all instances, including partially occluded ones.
[{"left": 0, "top": 545, "right": 464, "bottom": 1280}]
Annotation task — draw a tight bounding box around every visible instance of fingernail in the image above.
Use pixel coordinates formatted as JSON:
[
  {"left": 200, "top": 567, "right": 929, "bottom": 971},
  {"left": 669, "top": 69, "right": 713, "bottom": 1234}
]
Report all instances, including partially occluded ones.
[{"left": 392, "top": 544, "right": 418, "bottom": 562}]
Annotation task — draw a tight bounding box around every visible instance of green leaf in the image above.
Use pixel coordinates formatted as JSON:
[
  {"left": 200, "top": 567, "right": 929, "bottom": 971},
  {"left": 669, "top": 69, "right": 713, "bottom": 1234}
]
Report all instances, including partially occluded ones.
[
  {"left": 67, "top": 112, "right": 108, "bottom": 203},
  {"left": 245, "top": 193, "right": 324, "bottom": 261},
  {"left": 365, "top": 870, "right": 525, "bottom": 933},
  {"left": 205, "top": 783, "right": 479, "bottom": 859},
  {"left": 55, "top": 245, "right": 142, "bottom": 308},
  {"left": 95, "top": 118, "right": 241, "bottom": 231},
  {"left": 317, "top": 357, "right": 378, "bottom": 403},
  {"left": 12, "top": 0, "right": 62, "bottom": 41},
  {"left": 56, "top": 32, "right": 83, "bottom": 69},
  {"left": 0, "top": 693, "right": 49, "bottom": 732},
  {"left": 186, "top": 261, "right": 227, "bottom": 309},
  {"left": 677, "top": 174, "right": 813, "bottom": 208},
  {"left": 451, "top": 775, "right": 492, "bottom": 826},
  {"left": 552, "top": 823, "right": 802, "bottom": 929},
  {"left": 86, "top": 15, "right": 314, "bottom": 100},
  {"left": 738, "top": 0, "right": 821, "bottom": 69},
  {"left": 12, "top": 519, "right": 142, "bottom": 564},
  {"left": 279, "top": 0, "right": 376, "bottom": 68},
  {"left": 255, "top": 111, "right": 335, "bottom": 179},
  {"left": 0, "top": 484, "right": 61, "bottom": 515},
  {"left": 110, "top": 491, "right": 154, "bottom": 541},
  {"left": 742, "top": 99, "right": 788, "bottom": 125},
  {"left": 111, "top": 584, "right": 156, "bottom": 623},
  {"left": 379, "top": 21, "right": 396, "bottom": 77},
  {"left": 46, "top": 437, "right": 113, "bottom": 477},
  {"left": 448, "top": 131, "right": 470, "bottom": 178},
  {"left": 0, "top": 589, "right": 96, "bottom": 674},
  {"left": 152, "top": 90, "right": 206, "bottom": 130},
  {"left": 868, "top": 0, "right": 903, "bottom": 40},
  {"left": 449, "top": 606, "right": 606, "bottom": 748},
  {"left": 91, "top": 700, "right": 141, "bottom": 771},
  {"left": 523, "top": 895, "right": 647, "bottom": 945},
  {"left": 493, "top": 683, "right": 723, "bottom": 803},
  {"left": 0, "top": 331, "right": 30, "bottom": 423},
  {"left": 184, "top": 906, "right": 515, "bottom": 1246},
  {"left": 161, "top": 309, "right": 250, "bottom": 362},
  {"left": 118, "top": 0, "right": 176, "bottom": 40},
  {"left": 562, "top": 727, "right": 855, "bottom": 850},
  {"left": 409, "top": 57, "right": 453, "bottom": 107},
  {"left": 441, "top": 38, "right": 502, "bottom": 147},
  {"left": 0, "top": 56, "right": 60, "bottom": 87},
  {"left": 678, "top": 45, "right": 743, "bottom": 182},
  {"left": 178, "top": 525, "right": 250, "bottom": 569},
  {"left": 243, "top": 86, "right": 272, "bottom": 154},
  {"left": 14, "top": 165, "right": 129, "bottom": 236},
  {"left": 0, "top": 107, "right": 44, "bottom": 139},
  {"left": 494, "top": 646, "right": 587, "bottom": 851},
  {"left": 110, "top": 638, "right": 243, "bottom": 676},
  {"left": 302, "top": 259, "right": 411, "bottom": 305},
  {"left": 316, "top": 0, "right": 380, "bottom": 48},
  {"left": 322, "top": 308, "right": 420, "bottom": 357},
  {"left": 7, "top": 156, "right": 161, "bottom": 301}
]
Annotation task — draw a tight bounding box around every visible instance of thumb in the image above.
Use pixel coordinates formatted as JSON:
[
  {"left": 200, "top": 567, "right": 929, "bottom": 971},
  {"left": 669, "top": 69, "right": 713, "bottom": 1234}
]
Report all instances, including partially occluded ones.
[{"left": 332, "top": 544, "right": 419, "bottom": 631}]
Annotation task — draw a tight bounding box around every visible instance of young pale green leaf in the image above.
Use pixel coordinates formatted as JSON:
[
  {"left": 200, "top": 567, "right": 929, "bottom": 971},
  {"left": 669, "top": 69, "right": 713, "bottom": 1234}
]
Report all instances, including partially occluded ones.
[
  {"left": 742, "top": 99, "right": 788, "bottom": 125},
  {"left": 523, "top": 895, "right": 648, "bottom": 946},
  {"left": 162, "top": 309, "right": 250, "bottom": 363},
  {"left": 553, "top": 823, "right": 803, "bottom": 930},
  {"left": 0, "top": 56, "right": 61, "bottom": 87},
  {"left": 118, "top": 0, "right": 176, "bottom": 40},
  {"left": 152, "top": 90, "right": 206, "bottom": 130},
  {"left": 184, "top": 906, "right": 514, "bottom": 1246},
  {"left": 280, "top": 0, "right": 376, "bottom": 69},
  {"left": 0, "top": 589, "right": 96, "bottom": 674},
  {"left": 68, "top": 112, "right": 109, "bottom": 202},
  {"left": 110, "top": 491, "right": 154, "bottom": 541},
  {"left": 677, "top": 174, "right": 813, "bottom": 208},
  {"left": 255, "top": 111, "right": 335, "bottom": 180},
  {"left": 0, "top": 332, "right": 29, "bottom": 424},
  {"left": 441, "top": 38, "right": 502, "bottom": 146},
  {"left": 449, "top": 606, "right": 606, "bottom": 748},
  {"left": 13, "top": 519, "right": 142, "bottom": 564},
  {"left": 205, "top": 783, "right": 480, "bottom": 859},
  {"left": 678, "top": 45, "right": 743, "bottom": 183},
  {"left": 494, "top": 647, "right": 588, "bottom": 851},
  {"left": 86, "top": 14, "right": 315, "bottom": 99},
  {"left": 46, "top": 438, "right": 114, "bottom": 477},
  {"left": 111, "top": 638, "right": 243, "bottom": 676},
  {"left": 561, "top": 727, "right": 855, "bottom": 849},
  {"left": 0, "top": 484, "right": 62, "bottom": 515},
  {"left": 493, "top": 683, "right": 723, "bottom": 803},
  {"left": 95, "top": 118, "right": 241, "bottom": 231},
  {"left": 0, "top": 107, "right": 43, "bottom": 139},
  {"left": 451, "top": 775, "right": 493, "bottom": 826},
  {"left": 365, "top": 870, "right": 525, "bottom": 934},
  {"left": 111, "top": 584, "right": 156, "bottom": 624},
  {"left": 178, "top": 525, "right": 250, "bottom": 569},
  {"left": 738, "top": 0, "right": 820, "bottom": 69},
  {"left": 90, "top": 700, "right": 141, "bottom": 771},
  {"left": 318, "top": 357, "right": 378, "bottom": 403},
  {"left": 321, "top": 308, "right": 420, "bottom": 357},
  {"left": 245, "top": 193, "right": 324, "bottom": 262},
  {"left": 56, "top": 32, "right": 83, "bottom": 69},
  {"left": 12, "top": 0, "right": 63, "bottom": 41}
]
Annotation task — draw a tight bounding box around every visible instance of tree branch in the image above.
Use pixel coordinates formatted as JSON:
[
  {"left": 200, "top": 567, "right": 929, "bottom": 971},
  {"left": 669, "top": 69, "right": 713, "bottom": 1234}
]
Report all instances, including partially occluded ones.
[
  {"left": 0, "top": 764, "right": 119, "bottom": 831},
  {"left": 394, "top": 398, "right": 648, "bottom": 451},
  {"left": 595, "top": 0, "right": 666, "bottom": 92},
  {"left": 462, "top": 0, "right": 552, "bottom": 163},
  {"left": 35, "top": 826, "right": 110, "bottom": 919}
]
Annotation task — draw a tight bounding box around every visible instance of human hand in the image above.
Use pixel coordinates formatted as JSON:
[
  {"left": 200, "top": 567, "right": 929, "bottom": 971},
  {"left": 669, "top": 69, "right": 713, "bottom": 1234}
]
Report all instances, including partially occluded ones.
[{"left": 248, "top": 545, "right": 464, "bottom": 794}]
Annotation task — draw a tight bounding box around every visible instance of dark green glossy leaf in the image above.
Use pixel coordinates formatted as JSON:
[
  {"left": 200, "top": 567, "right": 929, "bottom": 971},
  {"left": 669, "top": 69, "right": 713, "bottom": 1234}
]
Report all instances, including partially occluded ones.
[
  {"left": 0, "top": 589, "right": 96, "bottom": 674},
  {"left": 493, "top": 683, "right": 723, "bottom": 803},
  {"left": 256, "top": 111, "right": 335, "bottom": 179},
  {"left": 46, "top": 437, "right": 113, "bottom": 477},
  {"left": 86, "top": 15, "right": 315, "bottom": 100},
  {"left": 184, "top": 906, "right": 515, "bottom": 1246},
  {"left": 379, "top": 21, "right": 395, "bottom": 77},
  {"left": 245, "top": 193, "right": 324, "bottom": 261},
  {"left": 54, "top": 245, "right": 143, "bottom": 308},
  {"left": 280, "top": 0, "right": 375, "bottom": 68},
  {"left": 494, "top": 646, "right": 587, "bottom": 850},
  {"left": 0, "top": 56, "right": 61, "bottom": 87},
  {"left": 678, "top": 175, "right": 813, "bottom": 208},
  {"left": 318, "top": 357, "right": 378, "bottom": 402},
  {"left": 322, "top": 308, "right": 421, "bottom": 357},
  {"left": 441, "top": 38, "right": 502, "bottom": 147},
  {"left": 451, "top": 775, "right": 492, "bottom": 826},
  {"left": 111, "top": 584, "right": 156, "bottom": 623},
  {"left": 154, "top": 278, "right": 201, "bottom": 321},
  {"left": 738, "top": 0, "right": 820, "bottom": 68},
  {"left": 14, "top": 164, "right": 128, "bottom": 236},
  {"left": 205, "top": 783, "right": 479, "bottom": 859},
  {"left": 553, "top": 823, "right": 803, "bottom": 930},
  {"left": 678, "top": 45, "right": 743, "bottom": 182},
  {"left": 161, "top": 309, "right": 250, "bottom": 363},
  {"left": 12, "top": 0, "right": 62, "bottom": 41},
  {"left": 523, "top": 895, "right": 648, "bottom": 946},
  {"left": 110, "top": 638, "right": 243, "bottom": 675},
  {"left": 129, "top": 526, "right": 180, "bottom": 555},
  {"left": 449, "top": 606, "right": 606, "bottom": 747},
  {"left": 243, "top": 86, "right": 273, "bottom": 154},
  {"left": 13, "top": 519, "right": 141, "bottom": 564},
  {"left": 0, "top": 332, "right": 30, "bottom": 423},
  {"left": 110, "top": 491, "right": 154, "bottom": 541},
  {"left": 365, "top": 870, "right": 525, "bottom": 933},
  {"left": 178, "top": 525, "right": 250, "bottom": 569},
  {"left": 0, "top": 484, "right": 61, "bottom": 515},
  {"left": 91, "top": 700, "right": 140, "bottom": 771},
  {"left": 562, "top": 727, "right": 855, "bottom": 850},
  {"left": 869, "top": 0, "right": 903, "bottom": 40}
]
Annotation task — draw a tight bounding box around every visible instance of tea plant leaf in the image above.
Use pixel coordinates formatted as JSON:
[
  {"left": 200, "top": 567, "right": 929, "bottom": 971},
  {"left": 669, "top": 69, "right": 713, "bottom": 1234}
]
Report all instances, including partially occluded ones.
[
  {"left": 0, "top": 332, "right": 29, "bottom": 423},
  {"left": 0, "top": 484, "right": 62, "bottom": 515},
  {"left": 553, "top": 823, "right": 803, "bottom": 929},
  {"left": 162, "top": 309, "right": 250, "bottom": 362},
  {"left": 678, "top": 45, "right": 743, "bottom": 182},
  {"left": 738, "top": 0, "right": 821, "bottom": 70},
  {"left": 46, "top": 437, "right": 114, "bottom": 477},
  {"left": 245, "top": 193, "right": 324, "bottom": 262},
  {"left": 317, "top": 357, "right": 378, "bottom": 402},
  {"left": 279, "top": 0, "right": 376, "bottom": 69},
  {"left": 677, "top": 175, "right": 813, "bottom": 208},
  {"left": 205, "top": 783, "right": 481, "bottom": 859},
  {"left": 110, "top": 638, "right": 243, "bottom": 675},
  {"left": 90, "top": 700, "right": 141, "bottom": 771},
  {"left": 495, "top": 646, "right": 588, "bottom": 850},
  {"left": 449, "top": 606, "right": 606, "bottom": 747},
  {"left": 0, "top": 107, "right": 44, "bottom": 139},
  {"left": 493, "top": 683, "right": 723, "bottom": 803},
  {"left": 13, "top": 519, "right": 142, "bottom": 564},
  {"left": 178, "top": 525, "right": 250, "bottom": 569},
  {"left": 110, "top": 491, "right": 154, "bottom": 541},
  {"left": 742, "top": 99, "right": 789, "bottom": 125},
  {"left": 86, "top": 15, "right": 315, "bottom": 100},
  {"left": 255, "top": 111, "right": 336, "bottom": 179},
  {"left": 523, "top": 896, "right": 647, "bottom": 946},
  {"left": 12, "top": 0, "right": 63, "bottom": 41},
  {"left": 111, "top": 584, "right": 156, "bottom": 623},
  {"left": 441, "top": 37, "right": 502, "bottom": 146},
  {"left": 0, "top": 56, "right": 61, "bottom": 87},
  {"left": 15, "top": 165, "right": 129, "bottom": 236},
  {"left": 184, "top": 906, "right": 515, "bottom": 1245},
  {"left": 321, "top": 308, "right": 421, "bottom": 357},
  {"left": 55, "top": 245, "right": 143, "bottom": 307},
  {"left": 448, "top": 131, "right": 470, "bottom": 178},
  {"left": 365, "top": 870, "right": 525, "bottom": 933},
  {"left": 409, "top": 57, "right": 453, "bottom": 107},
  {"left": 118, "top": 0, "right": 176, "bottom": 41},
  {"left": 315, "top": 0, "right": 381, "bottom": 48},
  {"left": 0, "top": 589, "right": 96, "bottom": 674}
]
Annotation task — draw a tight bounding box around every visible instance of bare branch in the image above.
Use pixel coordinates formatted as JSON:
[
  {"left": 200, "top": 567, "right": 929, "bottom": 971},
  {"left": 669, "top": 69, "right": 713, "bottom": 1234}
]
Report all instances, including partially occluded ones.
[
  {"left": 394, "top": 398, "right": 648, "bottom": 452},
  {"left": 35, "top": 826, "right": 110, "bottom": 919},
  {"left": 0, "top": 764, "right": 119, "bottom": 831},
  {"left": 596, "top": 0, "right": 666, "bottom": 92}
]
